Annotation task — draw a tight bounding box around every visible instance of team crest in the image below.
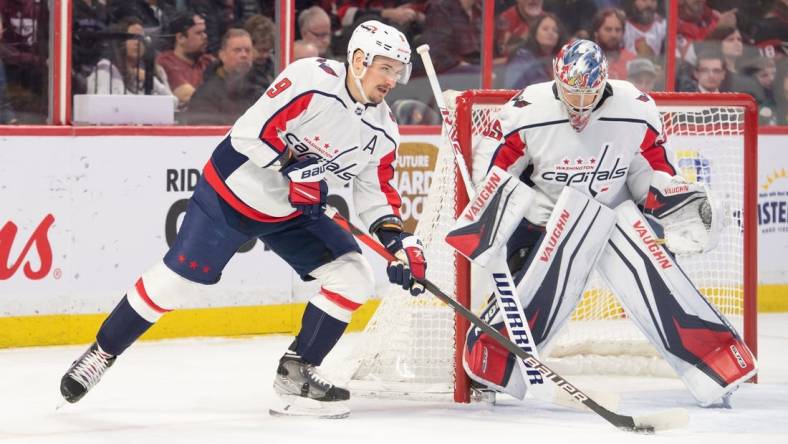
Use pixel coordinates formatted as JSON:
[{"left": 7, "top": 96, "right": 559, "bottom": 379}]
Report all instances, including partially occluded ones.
[
  {"left": 318, "top": 60, "right": 338, "bottom": 77},
  {"left": 636, "top": 93, "right": 650, "bottom": 102},
  {"left": 511, "top": 92, "right": 530, "bottom": 108}
]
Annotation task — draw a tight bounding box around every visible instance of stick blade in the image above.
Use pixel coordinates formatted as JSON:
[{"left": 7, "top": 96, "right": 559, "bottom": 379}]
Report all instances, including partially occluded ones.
[{"left": 632, "top": 408, "right": 689, "bottom": 432}]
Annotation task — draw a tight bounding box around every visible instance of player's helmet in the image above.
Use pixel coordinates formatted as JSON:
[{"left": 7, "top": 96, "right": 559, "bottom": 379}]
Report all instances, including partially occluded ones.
[
  {"left": 553, "top": 39, "right": 608, "bottom": 132},
  {"left": 346, "top": 20, "right": 412, "bottom": 84}
]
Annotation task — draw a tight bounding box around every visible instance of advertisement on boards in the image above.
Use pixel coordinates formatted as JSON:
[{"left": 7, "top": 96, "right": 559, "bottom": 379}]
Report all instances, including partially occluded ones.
[{"left": 0, "top": 134, "right": 441, "bottom": 317}]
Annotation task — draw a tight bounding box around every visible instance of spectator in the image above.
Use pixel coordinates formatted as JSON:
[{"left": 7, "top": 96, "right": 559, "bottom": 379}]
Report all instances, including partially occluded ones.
[
  {"left": 778, "top": 71, "right": 788, "bottom": 125},
  {"left": 594, "top": 0, "right": 623, "bottom": 7},
  {"left": 706, "top": 25, "right": 744, "bottom": 74},
  {"left": 622, "top": 0, "right": 665, "bottom": 58},
  {"left": 496, "top": 0, "right": 544, "bottom": 58},
  {"left": 681, "top": 48, "right": 728, "bottom": 92},
  {"left": 188, "top": 0, "right": 237, "bottom": 54},
  {"left": 677, "top": 0, "right": 737, "bottom": 59},
  {"left": 73, "top": 0, "right": 109, "bottom": 95},
  {"left": 235, "top": 0, "right": 263, "bottom": 24},
  {"left": 753, "top": 0, "right": 788, "bottom": 59},
  {"left": 391, "top": 99, "right": 440, "bottom": 125},
  {"left": 243, "top": 14, "right": 276, "bottom": 95},
  {"left": 592, "top": 8, "right": 636, "bottom": 79},
  {"left": 739, "top": 56, "right": 778, "bottom": 125},
  {"left": 85, "top": 16, "right": 176, "bottom": 104},
  {"left": 299, "top": 5, "right": 334, "bottom": 58},
  {"left": 156, "top": 12, "right": 214, "bottom": 107},
  {"left": 504, "top": 12, "right": 565, "bottom": 89},
  {"left": 336, "top": 1, "right": 426, "bottom": 36},
  {"left": 543, "top": 0, "right": 597, "bottom": 38},
  {"left": 0, "top": 56, "right": 16, "bottom": 123},
  {"left": 294, "top": 39, "right": 320, "bottom": 59},
  {"left": 186, "top": 28, "right": 258, "bottom": 124},
  {"left": 626, "top": 57, "right": 657, "bottom": 92},
  {"left": 0, "top": 0, "right": 49, "bottom": 122},
  {"left": 423, "top": 0, "right": 485, "bottom": 73},
  {"left": 107, "top": 0, "right": 176, "bottom": 38}
]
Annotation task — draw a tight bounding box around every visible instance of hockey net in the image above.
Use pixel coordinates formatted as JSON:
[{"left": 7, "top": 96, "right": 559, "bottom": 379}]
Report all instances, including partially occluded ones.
[{"left": 346, "top": 90, "right": 758, "bottom": 402}]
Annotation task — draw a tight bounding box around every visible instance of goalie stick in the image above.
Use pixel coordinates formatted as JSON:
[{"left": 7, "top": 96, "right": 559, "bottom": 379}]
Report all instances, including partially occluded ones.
[
  {"left": 327, "top": 208, "right": 689, "bottom": 433},
  {"left": 416, "top": 44, "right": 576, "bottom": 408}
]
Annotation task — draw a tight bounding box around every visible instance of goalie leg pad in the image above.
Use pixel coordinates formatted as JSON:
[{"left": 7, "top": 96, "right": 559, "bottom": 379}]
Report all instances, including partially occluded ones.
[
  {"left": 463, "top": 300, "right": 527, "bottom": 399},
  {"left": 596, "top": 201, "right": 757, "bottom": 406},
  {"left": 462, "top": 187, "right": 616, "bottom": 397},
  {"left": 514, "top": 186, "right": 617, "bottom": 348},
  {"left": 446, "top": 166, "right": 535, "bottom": 268}
]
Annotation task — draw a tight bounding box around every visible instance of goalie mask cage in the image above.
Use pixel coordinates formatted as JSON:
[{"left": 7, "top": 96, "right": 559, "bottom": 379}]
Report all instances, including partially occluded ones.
[{"left": 346, "top": 90, "right": 758, "bottom": 403}]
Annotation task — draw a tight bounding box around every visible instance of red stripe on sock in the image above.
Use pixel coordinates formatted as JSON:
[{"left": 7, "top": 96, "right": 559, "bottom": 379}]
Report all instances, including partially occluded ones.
[
  {"left": 320, "top": 287, "right": 361, "bottom": 311},
  {"left": 135, "top": 278, "right": 171, "bottom": 314}
]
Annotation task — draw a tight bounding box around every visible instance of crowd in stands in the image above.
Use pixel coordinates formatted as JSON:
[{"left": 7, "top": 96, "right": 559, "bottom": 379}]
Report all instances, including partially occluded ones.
[{"left": 0, "top": 0, "right": 786, "bottom": 125}]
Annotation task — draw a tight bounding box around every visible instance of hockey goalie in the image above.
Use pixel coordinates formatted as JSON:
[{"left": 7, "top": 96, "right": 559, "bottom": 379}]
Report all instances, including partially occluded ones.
[{"left": 452, "top": 40, "right": 756, "bottom": 408}]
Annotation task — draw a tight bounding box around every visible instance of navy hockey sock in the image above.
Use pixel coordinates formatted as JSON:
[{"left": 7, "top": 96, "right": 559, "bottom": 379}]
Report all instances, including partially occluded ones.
[
  {"left": 96, "top": 296, "right": 153, "bottom": 356},
  {"left": 294, "top": 302, "right": 348, "bottom": 365}
]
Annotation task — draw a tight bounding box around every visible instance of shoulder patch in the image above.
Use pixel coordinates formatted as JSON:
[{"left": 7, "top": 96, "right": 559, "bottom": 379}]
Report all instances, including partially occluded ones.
[
  {"left": 636, "top": 93, "right": 650, "bottom": 102},
  {"left": 511, "top": 92, "right": 530, "bottom": 108},
  {"left": 317, "top": 58, "right": 338, "bottom": 77}
]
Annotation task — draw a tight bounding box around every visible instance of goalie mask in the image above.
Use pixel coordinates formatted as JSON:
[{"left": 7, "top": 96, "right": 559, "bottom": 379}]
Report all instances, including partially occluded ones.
[
  {"left": 346, "top": 20, "right": 412, "bottom": 103},
  {"left": 553, "top": 40, "right": 608, "bottom": 132}
]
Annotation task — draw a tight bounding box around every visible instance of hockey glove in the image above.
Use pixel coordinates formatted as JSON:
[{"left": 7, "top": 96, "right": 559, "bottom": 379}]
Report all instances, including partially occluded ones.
[
  {"left": 377, "top": 230, "right": 427, "bottom": 296},
  {"left": 642, "top": 176, "right": 720, "bottom": 254},
  {"left": 281, "top": 157, "right": 328, "bottom": 219}
]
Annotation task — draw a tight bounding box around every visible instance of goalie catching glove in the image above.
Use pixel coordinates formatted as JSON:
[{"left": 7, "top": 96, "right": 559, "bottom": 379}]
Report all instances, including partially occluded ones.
[
  {"left": 643, "top": 175, "right": 721, "bottom": 254},
  {"left": 376, "top": 227, "right": 427, "bottom": 296},
  {"left": 281, "top": 156, "right": 328, "bottom": 219}
]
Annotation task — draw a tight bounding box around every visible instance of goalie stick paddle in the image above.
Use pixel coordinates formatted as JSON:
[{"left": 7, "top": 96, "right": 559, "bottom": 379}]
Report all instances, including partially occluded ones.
[{"left": 327, "top": 209, "right": 689, "bottom": 434}]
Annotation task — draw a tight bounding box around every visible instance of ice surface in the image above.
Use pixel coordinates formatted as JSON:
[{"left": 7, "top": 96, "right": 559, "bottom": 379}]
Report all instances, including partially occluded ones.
[{"left": 1, "top": 314, "right": 786, "bottom": 444}]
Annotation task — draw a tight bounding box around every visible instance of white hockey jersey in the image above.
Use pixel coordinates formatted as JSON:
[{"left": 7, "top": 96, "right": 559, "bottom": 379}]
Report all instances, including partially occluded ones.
[
  {"left": 473, "top": 79, "right": 676, "bottom": 226},
  {"left": 202, "top": 57, "right": 402, "bottom": 232}
]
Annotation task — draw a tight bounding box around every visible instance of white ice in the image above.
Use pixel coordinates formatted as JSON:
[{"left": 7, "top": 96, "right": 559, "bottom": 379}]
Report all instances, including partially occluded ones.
[{"left": 1, "top": 314, "right": 787, "bottom": 444}]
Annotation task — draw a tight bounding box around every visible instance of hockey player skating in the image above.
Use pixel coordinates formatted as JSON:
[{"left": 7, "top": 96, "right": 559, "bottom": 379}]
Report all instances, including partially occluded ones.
[
  {"left": 60, "top": 20, "right": 427, "bottom": 418},
  {"left": 460, "top": 40, "right": 756, "bottom": 407}
]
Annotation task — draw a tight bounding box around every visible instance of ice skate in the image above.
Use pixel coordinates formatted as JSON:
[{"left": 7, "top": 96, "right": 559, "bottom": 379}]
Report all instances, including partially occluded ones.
[
  {"left": 270, "top": 352, "right": 350, "bottom": 419},
  {"left": 60, "top": 342, "right": 116, "bottom": 403}
]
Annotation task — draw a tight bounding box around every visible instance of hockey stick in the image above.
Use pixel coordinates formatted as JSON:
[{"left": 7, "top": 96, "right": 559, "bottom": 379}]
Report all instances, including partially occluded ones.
[
  {"left": 415, "top": 45, "right": 475, "bottom": 199},
  {"left": 327, "top": 209, "right": 688, "bottom": 433}
]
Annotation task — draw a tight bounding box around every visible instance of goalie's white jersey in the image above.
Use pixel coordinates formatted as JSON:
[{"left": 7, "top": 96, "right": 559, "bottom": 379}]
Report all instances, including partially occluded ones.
[
  {"left": 473, "top": 79, "right": 676, "bottom": 226},
  {"left": 204, "top": 57, "right": 402, "bottom": 232}
]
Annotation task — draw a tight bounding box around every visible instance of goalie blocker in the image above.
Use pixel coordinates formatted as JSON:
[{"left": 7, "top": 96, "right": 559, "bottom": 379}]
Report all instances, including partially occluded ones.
[{"left": 459, "top": 186, "right": 756, "bottom": 406}]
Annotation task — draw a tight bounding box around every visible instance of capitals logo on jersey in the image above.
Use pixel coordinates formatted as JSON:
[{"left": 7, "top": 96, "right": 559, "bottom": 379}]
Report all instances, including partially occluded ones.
[{"left": 540, "top": 144, "right": 628, "bottom": 196}]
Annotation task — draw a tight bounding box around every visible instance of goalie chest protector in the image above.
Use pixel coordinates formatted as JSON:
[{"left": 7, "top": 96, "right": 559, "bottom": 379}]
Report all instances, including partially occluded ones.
[{"left": 479, "top": 79, "right": 672, "bottom": 226}]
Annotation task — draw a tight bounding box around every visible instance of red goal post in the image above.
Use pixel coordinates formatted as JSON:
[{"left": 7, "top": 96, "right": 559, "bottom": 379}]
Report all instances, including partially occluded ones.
[{"left": 451, "top": 90, "right": 759, "bottom": 401}]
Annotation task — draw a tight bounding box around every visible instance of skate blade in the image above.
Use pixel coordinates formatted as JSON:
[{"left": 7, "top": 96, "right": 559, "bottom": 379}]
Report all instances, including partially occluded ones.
[{"left": 270, "top": 395, "right": 350, "bottom": 419}]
